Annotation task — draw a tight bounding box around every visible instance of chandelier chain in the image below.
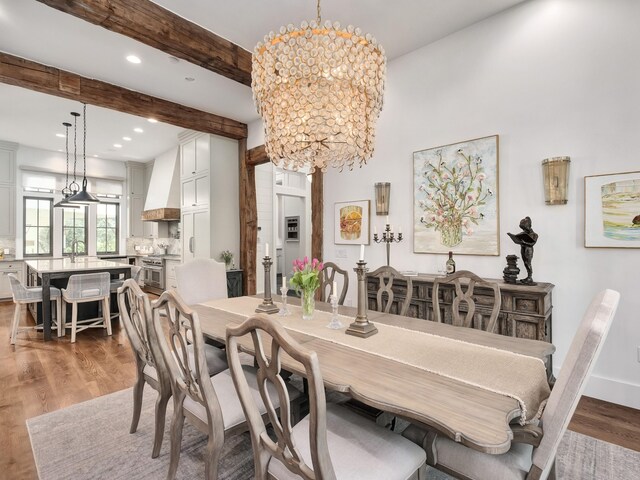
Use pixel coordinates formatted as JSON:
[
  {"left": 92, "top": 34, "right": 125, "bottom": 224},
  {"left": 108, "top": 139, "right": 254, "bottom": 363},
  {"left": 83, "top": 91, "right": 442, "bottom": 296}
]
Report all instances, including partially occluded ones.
[
  {"left": 316, "top": 0, "right": 321, "bottom": 23},
  {"left": 64, "top": 123, "right": 70, "bottom": 187}
]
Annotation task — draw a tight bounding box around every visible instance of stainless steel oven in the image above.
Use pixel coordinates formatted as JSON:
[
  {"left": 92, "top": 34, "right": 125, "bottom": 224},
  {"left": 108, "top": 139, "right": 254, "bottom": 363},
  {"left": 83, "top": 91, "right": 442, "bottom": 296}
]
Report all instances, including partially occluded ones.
[{"left": 141, "top": 256, "right": 164, "bottom": 294}]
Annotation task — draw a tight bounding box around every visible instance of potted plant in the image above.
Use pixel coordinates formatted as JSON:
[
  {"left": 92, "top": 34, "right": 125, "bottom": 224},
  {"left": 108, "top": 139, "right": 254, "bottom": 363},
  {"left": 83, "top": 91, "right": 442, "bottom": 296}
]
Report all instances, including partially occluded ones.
[
  {"left": 290, "top": 257, "right": 323, "bottom": 320},
  {"left": 219, "top": 250, "right": 234, "bottom": 270}
]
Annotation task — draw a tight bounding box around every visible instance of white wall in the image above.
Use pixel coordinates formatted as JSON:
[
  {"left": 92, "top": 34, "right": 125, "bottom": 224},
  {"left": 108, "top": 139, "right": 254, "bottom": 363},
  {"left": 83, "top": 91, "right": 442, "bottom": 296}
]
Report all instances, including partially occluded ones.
[{"left": 323, "top": 0, "right": 640, "bottom": 408}]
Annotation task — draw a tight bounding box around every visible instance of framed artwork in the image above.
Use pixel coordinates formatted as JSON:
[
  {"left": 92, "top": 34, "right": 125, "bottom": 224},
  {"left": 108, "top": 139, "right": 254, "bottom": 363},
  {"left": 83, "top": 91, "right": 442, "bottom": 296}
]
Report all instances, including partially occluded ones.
[
  {"left": 413, "top": 135, "right": 499, "bottom": 255},
  {"left": 585, "top": 171, "right": 640, "bottom": 248},
  {"left": 334, "top": 200, "right": 370, "bottom": 245}
]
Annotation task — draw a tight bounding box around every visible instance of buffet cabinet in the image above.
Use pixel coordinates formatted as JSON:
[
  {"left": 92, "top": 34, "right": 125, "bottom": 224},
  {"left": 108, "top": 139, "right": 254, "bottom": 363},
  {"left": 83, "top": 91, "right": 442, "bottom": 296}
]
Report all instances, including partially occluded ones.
[{"left": 366, "top": 273, "right": 554, "bottom": 343}]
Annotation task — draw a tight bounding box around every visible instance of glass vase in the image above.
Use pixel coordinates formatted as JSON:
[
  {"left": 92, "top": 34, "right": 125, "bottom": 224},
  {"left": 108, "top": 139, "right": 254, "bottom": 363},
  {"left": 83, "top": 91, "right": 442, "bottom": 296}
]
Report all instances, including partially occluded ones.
[{"left": 301, "top": 289, "right": 316, "bottom": 321}]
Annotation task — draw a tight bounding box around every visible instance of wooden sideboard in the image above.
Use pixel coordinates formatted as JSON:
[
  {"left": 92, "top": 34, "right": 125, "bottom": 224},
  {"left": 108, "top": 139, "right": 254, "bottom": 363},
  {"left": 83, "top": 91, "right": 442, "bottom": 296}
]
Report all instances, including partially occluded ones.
[{"left": 366, "top": 273, "right": 554, "bottom": 344}]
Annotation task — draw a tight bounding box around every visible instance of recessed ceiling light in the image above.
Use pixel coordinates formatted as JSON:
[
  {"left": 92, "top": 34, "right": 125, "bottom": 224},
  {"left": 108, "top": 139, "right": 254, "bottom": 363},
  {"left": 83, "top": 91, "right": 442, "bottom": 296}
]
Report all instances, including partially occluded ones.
[
  {"left": 123, "top": 136, "right": 132, "bottom": 141},
  {"left": 93, "top": 154, "right": 99, "bottom": 158},
  {"left": 113, "top": 143, "right": 123, "bottom": 148},
  {"left": 57, "top": 149, "right": 63, "bottom": 152},
  {"left": 185, "top": 76, "right": 195, "bottom": 82},
  {"left": 147, "top": 118, "right": 158, "bottom": 123},
  {"left": 56, "top": 133, "right": 65, "bottom": 138},
  {"left": 126, "top": 55, "right": 141, "bottom": 64},
  {"left": 133, "top": 127, "right": 144, "bottom": 133}
]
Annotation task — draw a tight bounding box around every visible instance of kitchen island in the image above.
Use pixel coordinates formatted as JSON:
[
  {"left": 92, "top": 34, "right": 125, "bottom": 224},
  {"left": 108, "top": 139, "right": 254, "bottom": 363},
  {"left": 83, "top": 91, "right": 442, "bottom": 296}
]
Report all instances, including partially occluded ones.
[{"left": 25, "top": 258, "right": 132, "bottom": 341}]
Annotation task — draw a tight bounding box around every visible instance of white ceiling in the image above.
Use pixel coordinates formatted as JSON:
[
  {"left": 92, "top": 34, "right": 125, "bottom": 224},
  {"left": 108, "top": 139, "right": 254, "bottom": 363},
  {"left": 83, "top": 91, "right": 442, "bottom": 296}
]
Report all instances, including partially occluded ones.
[{"left": 0, "top": 0, "right": 527, "bottom": 160}]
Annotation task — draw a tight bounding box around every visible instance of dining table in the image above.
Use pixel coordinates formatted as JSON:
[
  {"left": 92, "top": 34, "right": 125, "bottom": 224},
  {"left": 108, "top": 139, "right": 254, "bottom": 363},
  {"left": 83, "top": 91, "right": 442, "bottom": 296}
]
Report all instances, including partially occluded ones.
[
  {"left": 192, "top": 295, "right": 555, "bottom": 455},
  {"left": 24, "top": 257, "right": 132, "bottom": 341}
]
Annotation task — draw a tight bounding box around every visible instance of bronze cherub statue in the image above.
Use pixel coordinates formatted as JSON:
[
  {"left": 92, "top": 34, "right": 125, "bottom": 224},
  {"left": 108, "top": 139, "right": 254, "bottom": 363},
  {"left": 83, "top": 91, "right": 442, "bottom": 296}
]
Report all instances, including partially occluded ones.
[{"left": 507, "top": 216, "right": 538, "bottom": 285}]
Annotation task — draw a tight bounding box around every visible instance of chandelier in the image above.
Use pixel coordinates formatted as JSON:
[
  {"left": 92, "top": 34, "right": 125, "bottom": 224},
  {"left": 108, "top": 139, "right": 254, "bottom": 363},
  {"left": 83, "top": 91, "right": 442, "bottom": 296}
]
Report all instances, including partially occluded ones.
[{"left": 252, "top": 0, "right": 386, "bottom": 172}]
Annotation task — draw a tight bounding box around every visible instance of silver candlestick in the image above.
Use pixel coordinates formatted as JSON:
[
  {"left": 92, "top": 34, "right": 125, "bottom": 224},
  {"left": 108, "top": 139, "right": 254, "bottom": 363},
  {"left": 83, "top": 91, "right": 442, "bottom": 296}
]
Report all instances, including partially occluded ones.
[
  {"left": 326, "top": 294, "right": 343, "bottom": 329},
  {"left": 346, "top": 260, "right": 378, "bottom": 338},
  {"left": 373, "top": 223, "right": 403, "bottom": 266},
  {"left": 278, "top": 286, "right": 291, "bottom": 316},
  {"left": 256, "top": 256, "right": 279, "bottom": 314}
]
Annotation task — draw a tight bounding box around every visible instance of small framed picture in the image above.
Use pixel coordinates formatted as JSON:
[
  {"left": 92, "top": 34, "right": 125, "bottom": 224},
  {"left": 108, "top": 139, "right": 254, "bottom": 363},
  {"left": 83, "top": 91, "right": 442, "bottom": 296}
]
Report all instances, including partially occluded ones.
[
  {"left": 585, "top": 171, "right": 640, "bottom": 248},
  {"left": 334, "top": 200, "right": 370, "bottom": 245}
]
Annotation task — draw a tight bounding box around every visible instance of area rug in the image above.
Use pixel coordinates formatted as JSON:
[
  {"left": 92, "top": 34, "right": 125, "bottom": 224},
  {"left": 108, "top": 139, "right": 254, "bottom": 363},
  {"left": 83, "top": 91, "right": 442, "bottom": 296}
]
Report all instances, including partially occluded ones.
[{"left": 27, "top": 385, "right": 640, "bottom": 479}]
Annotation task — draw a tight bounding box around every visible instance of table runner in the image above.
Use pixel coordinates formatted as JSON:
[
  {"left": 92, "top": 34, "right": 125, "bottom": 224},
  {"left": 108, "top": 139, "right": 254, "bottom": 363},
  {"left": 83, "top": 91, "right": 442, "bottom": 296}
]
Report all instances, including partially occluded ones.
[{"left": 201, "top": 296, "right": 550, "bottom": 424}]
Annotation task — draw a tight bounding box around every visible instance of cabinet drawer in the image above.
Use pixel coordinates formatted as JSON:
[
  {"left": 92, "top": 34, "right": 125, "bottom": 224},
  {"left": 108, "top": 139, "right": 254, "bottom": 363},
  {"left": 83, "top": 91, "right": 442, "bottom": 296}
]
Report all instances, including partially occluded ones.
[
  {"left": 0, "top": 262, "right": 22, "bottom": 271},
  {"left": 512, "top": 295, "right": 543, "bottom": 315}
]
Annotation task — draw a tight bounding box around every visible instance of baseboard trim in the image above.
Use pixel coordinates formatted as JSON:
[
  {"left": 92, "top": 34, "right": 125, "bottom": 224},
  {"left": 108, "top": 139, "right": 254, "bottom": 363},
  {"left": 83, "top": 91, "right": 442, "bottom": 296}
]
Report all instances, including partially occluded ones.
[{"left": 554, "top": 369, "right": 640, "bottom": 409}]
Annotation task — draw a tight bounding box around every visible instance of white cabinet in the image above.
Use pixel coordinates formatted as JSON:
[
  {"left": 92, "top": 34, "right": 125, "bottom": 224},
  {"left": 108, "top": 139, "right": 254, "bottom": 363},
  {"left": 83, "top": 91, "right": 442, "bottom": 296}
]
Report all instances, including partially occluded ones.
[
  {"left": 182, "top": 210, "right": 210, "bottom": 260},
  {"left": 165, "top": 258, "right": 181, "bottom": 290},
  {"left": 0, "top": 185, "right": 15, "bottom": 237},
  {"left": 127, "top": 164, "right": 145, "bottom": 196},
  {"left": 143, "top": 220, "right": 167, "bottom": 239},
  {"left": 129, "top": 195, "right": 144, "bottom": 237},
  {"left": 181, "top": 135, "right": 210, "bottom": 178},
  {"left": 181, "top": 173, "right": 209, "bottom": 209},
  {"left": 0, "top": 261, "right": 23, "bottom": 299}
]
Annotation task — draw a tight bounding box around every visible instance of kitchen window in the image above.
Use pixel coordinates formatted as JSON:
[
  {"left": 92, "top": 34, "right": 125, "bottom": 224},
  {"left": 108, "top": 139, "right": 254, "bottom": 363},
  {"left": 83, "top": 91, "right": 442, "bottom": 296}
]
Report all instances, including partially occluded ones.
[
  {"left": 24, "top": 197, "right": 53, "bottom": 256},
  {"left": 96, "top": 202, "right": 119, "bottom": 254},
  {"left": 62, "top": 206, "right": 88, "bottom": 256}
]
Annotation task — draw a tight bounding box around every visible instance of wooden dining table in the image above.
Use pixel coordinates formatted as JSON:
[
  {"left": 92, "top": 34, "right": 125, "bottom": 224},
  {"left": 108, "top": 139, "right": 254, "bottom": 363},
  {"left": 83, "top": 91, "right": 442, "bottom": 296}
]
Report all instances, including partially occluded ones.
[{"left": 192, "top": 296, "right": 555, "bottom": 455}]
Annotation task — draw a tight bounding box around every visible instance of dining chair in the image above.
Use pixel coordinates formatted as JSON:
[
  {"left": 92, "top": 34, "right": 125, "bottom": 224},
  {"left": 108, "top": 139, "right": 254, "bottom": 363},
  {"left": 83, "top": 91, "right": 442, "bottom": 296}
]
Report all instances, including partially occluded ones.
[
  {"left": 117, "top": 278, "right": 172, "bottom": 458},
  {"left": 319, "top": 261, "right": 349, "bottom": 305},
  {"left": 422, "top": 289, "right": 620, "bottom": 480},
  {"left": 8, "top": 273, "right": 63, "bottom": 343},
  {"left": 226, "top": 314, "right": 427, "bottom": 480},
  {"left": 174, "top": 258, "right": 228, "bottom": 304},
  {"left": 148, "top": 289, "right": 300, "bottom": 480},
  {"left": 61, "top": 272, "right": 111, "bottom": 343},
  {"left": 369, "top": 265, "right": 413, "bottom": 316},
  {"left": 432, "top": 270, "right": 501, "bottom": 332},
  {"left": 110, "top": 266, "right": 142, "bottom": 320}
]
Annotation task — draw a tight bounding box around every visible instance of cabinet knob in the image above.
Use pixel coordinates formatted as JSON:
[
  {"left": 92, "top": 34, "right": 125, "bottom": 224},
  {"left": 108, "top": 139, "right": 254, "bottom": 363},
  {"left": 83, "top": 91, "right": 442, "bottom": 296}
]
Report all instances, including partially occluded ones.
[
  {"left": 192, "top": 171, "right": 196, "bottom": 174},
  {"left": 192, "top": 203, "right": 196, "bottom": 206}
]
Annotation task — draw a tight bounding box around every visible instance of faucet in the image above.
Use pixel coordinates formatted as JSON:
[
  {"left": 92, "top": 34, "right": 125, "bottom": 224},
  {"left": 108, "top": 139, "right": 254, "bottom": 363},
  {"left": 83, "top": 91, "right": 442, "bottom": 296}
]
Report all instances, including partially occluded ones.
[{"left": 70, "top": 240, "right": 85, "bottom": 263}]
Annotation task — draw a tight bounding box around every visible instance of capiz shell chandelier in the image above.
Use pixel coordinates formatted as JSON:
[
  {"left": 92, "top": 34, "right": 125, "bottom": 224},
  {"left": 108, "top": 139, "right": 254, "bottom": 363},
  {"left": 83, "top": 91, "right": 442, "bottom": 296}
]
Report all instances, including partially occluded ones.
[{"left": 252, "top": 0, "right": 386, "bottom": 172}]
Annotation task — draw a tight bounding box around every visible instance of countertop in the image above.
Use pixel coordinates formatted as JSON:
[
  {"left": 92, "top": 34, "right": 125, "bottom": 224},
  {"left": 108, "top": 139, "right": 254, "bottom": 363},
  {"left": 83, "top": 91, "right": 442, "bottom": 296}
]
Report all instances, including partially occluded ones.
[
  {"left": 0, "top": 257, "right": 21, "bottom": 263},
  {"left": 25, "top": 257, "right": 133, "bottom": 273}
]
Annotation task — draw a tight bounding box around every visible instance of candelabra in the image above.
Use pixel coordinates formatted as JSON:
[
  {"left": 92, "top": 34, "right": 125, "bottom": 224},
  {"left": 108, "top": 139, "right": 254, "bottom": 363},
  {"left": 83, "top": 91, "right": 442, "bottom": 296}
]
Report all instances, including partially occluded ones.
[
  {"left": 345, "top": 260, "right": 378, "bottom": 338},
  {"left": 373, "top": 223, "right": 403, "bottom": 266},
  {"left": 278, "top": 286, "right": 291, "bottom": 316},
  {"left": 326, "top": 294, "right": 343, "bottom": 329},
  {"left": 255, "top": 256, "right": 279, "bottom": 314}
]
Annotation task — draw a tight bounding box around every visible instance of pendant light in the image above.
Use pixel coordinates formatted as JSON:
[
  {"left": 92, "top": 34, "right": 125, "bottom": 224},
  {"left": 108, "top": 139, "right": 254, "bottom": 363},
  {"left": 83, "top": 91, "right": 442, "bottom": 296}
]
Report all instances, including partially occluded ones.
[
  {"left": 53, "top": 120, "right": 80, "bottom": 209},
  {"left": 67, "top": 103, "right": 100, "bottom": 204}
]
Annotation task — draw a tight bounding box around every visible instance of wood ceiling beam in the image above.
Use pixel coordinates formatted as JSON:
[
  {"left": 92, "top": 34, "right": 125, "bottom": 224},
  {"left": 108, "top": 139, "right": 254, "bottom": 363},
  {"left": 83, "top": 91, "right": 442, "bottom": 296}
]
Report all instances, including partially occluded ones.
[
  {"left": 0, "top": 52, "right": 247, "bottom": 140},
  {"left": 36, "top": 0, "right": 253, "bottom": 87},
  {"left": 246, "top": 144, "right": 269, "bottom": 167}
]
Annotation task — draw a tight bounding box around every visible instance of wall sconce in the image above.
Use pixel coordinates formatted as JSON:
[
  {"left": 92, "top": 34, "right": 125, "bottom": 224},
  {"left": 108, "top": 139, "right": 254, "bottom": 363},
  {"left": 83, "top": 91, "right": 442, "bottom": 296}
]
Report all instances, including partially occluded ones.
[
  {"left": 542, "top": 156, "right": 570, "bottom": 205},
  {"left": 374, "top": 182, "right": 390, "bottom": 215}
]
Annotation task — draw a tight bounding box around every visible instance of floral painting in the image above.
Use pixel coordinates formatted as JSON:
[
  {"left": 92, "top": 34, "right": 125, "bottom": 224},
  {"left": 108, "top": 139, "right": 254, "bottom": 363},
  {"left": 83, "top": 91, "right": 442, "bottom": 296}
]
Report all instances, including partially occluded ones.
[
  {"left": 334, "top": 200, "right": 370, "bottom": 245},
  {"left": 585, "top": 171, "right": 640, "bottom": 248},
  {"left": 413, "top": 135, "right": 499, "bottom": 255}
]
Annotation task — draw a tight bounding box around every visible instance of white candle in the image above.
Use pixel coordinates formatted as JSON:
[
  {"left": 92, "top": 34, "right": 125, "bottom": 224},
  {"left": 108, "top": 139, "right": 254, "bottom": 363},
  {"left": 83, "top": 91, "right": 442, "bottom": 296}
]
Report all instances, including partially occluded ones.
[
  {"left": 390, "top": 225, "right": 394, "bottom": 234},
  {"left": 359, "top": 244, "right": 365, "bottom": 261},
  {"left": 283, "top": 276, "right": 287, "bottom": 289},
  {"left": 386, "top": 215, "right": 389, "bottom": 226},
  {"left": 332, "top": 281, "right": 337, "bottom": 297},
  {"left": 374, "top": 225, "right": 378, "bottom": 235},
  {"left": 399, "top": 226, "right": 402, "bottom": 234},
  {"left": 265, "top": 242, "right": 269, "bottom": 257}
]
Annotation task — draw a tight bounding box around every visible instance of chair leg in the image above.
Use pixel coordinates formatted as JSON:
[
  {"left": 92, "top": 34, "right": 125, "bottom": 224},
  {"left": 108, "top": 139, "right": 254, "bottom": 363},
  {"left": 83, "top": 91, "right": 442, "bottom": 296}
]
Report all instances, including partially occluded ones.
[
  {"left": 167, "top": 399, "right": 185, "bottom": 480},
  {"left": 152, "top": 390, "right": 171, "bottom": 458},
  {"left": 130, "top": 371, "right": 145, "bottom": 434},
  {"left": 71, "top": 302, "right": 78, "bottom": 343},
  {"left": 204, "top": 433, "right": 223, "bottom": 480},
  {"left": 56, "top": 299, "right": 63, "bottom": 337},
  {"left": 10, "top": 303, "right": 21, "bottom": 344},
  {"left": 103, "top": 297, "right": 112, "bottom": 336},
  {"left": 61, "top": 299, "right": 67, "bottom": 333}
]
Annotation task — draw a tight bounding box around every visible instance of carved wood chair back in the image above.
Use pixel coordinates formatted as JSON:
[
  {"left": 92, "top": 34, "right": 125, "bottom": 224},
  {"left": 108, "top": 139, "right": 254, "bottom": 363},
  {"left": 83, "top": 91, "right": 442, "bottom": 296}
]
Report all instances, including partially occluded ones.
[
  {"left": 369, "top": 266, "right": 413, "bottom": 317},
  {"left": 226, "top": 315, "right": 336, "bottom": 480},
  {"left": 117, "top": 279, "right": 171, "bottom": 457},
  {"left": 320, "top": 261, "right": 349, "bottom": 305},
  {"left": 432, "top": 270, "right": 501, "bottom": 332}
]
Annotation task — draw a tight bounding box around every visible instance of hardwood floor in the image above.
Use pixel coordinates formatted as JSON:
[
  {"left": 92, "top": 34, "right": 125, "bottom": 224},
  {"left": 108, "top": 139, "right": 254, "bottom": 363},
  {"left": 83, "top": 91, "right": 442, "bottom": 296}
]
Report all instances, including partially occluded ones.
[{"left": 1, "top": 298, "right": 639, "bottom": 479}]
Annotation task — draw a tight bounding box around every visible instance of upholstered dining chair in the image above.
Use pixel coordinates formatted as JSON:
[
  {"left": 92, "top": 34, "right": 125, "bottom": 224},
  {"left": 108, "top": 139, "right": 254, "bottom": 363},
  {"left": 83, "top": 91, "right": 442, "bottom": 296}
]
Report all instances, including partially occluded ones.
[
  {"left": 226, "top": 314, "right": 427, "bottom": 480},
  {"left": 61, "top": 272, "right": 111, "bottom": 343},
  {"left": 319, "top": 261, "right": 349, "bottom": 305},
  {"left": 8, "top": 273, "right": 63, "bottom": 343},
  {"left": 369, "top": 265, "right": 413, "bottom": 316},
  {"left": 422, "top": 289, "right": 620, "bottom": 480},
  {"left": 147, "top": 289, "right": 300, "bottom": 480},
  {"left": 432, "top": 270, "right": 501, "bottom": 333},
  {"left": 174, "top": 258, "right": 228, "bottom": 304},
  {"left": 110, "top": 266, "right": 142, "bottom": 320}
]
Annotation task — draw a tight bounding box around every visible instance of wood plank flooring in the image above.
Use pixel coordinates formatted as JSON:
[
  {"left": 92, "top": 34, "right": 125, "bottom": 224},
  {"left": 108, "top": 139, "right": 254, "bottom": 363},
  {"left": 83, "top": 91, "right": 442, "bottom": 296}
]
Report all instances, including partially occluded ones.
[{"left": 0, "top": 298, "right": 638, "bottom": 479}]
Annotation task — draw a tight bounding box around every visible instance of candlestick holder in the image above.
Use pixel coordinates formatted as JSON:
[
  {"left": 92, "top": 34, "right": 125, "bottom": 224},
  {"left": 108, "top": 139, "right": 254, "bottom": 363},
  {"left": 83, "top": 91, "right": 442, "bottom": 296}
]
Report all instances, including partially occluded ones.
[
  {"left": 278, "top": 286, "right": 291, "bottom": 316},
  {"left": 346, "top": 260, "right": 378, "bottom": 338},
  {"left": 373, "top": 223, "right": 403, "bottom": 266},
  {"left": 326, "top": 294, "right": 343, "bottom": 329},
  {"left": 256, "top": 256, "right": 279, "bottom": 314}
]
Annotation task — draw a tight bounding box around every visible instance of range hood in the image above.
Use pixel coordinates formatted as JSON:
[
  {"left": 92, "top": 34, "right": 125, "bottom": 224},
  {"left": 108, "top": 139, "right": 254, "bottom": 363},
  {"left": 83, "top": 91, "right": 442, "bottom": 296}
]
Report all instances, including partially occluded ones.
[{"left": 142, "top": 146, "right": 181, "bottom": 222}]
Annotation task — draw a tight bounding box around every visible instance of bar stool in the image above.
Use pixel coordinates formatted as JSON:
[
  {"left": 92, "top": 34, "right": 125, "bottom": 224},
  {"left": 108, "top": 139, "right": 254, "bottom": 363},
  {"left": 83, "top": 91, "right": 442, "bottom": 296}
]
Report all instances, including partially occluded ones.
[
  {"left": 8, "top": 273, "right": 63, "bottom": 344},
  {"left": 61, "top": 272, "right": 112, "bottom": 343}
]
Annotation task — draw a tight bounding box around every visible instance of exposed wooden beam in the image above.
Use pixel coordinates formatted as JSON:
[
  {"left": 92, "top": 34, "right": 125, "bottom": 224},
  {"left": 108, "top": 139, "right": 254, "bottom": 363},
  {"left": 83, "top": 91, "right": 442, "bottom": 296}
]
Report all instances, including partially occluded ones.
[
  {"left": 0, "top": 52, "right": 247, "bottom": 139},
  {"left": 311, "top": 170, "right": 324, "bottom": 273},
  {"left": 36, "top": 0, "right": 253, "bottom": 87},
  {"left": 239, "top": 139, "right": 257, "bottom": 295},
  {"left": 246, "top": 144, "right": 269, "bottom": 167}
]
